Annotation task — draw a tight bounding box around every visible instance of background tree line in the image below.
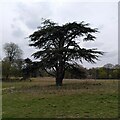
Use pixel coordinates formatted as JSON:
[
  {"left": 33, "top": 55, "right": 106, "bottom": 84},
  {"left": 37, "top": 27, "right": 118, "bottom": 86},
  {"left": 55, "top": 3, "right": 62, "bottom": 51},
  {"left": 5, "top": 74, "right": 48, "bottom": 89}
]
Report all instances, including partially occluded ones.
[
  {"left": 88, "top": 64, "right": 120, "bottom": 79},
  {"left": 1, "top": 42, "right": 120, "bottom": 81}
]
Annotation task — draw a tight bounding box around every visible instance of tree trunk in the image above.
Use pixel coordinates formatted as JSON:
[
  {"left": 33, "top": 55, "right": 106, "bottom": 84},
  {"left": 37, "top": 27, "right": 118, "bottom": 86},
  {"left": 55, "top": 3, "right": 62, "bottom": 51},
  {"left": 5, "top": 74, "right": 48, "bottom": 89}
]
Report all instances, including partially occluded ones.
[
  {"left": 56, "top": 76, "right": 63, "bottom": 86},
  {"left": 5, "top": 62, "right": 11, "bottom": 81},
  {"left": 56, "top": 71, "right": 65, "bottom": 86},
  {"left": 5, "top": 74, "right": 9, "bottom": 81},
  {"left": 55, "top": 62, "right": 65, "bottom": 86}
]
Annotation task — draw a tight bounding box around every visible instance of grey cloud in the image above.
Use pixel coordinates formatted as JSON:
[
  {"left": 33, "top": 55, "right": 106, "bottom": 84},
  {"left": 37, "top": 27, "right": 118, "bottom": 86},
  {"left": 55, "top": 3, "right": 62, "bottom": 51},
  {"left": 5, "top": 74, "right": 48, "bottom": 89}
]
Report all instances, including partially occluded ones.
[
  {"left": 11, "top": 24, "right": 15, "bottom": 29},
  {"left": 83, "top": 41, "right": 104, "bottom": 49},
  {"left": 1, "top": 1, "right": 117, "bottom": 68},
  {"left": 118, "top": 57, "right": 120, "bottom": 64},
  {"left": 52, "top": 2, "right": 115, "bottom": 25},
  {"left": 16, "top": 2, "right": 52, "bottom": 29},
  {"left": 83, "top": 50, "right": 118, "bottom": 68},
  {"left": 25, "top": 20, "right": 41, "bottom": 30},
  {"left": 98, "top": 24, "right": 104, "bottom": 30},
  {"left": 104, "top": 50, "right": 118, "bottom": 59},
  {"left": 12, "top": 27, "right": 24, "bottom": 38},
  {"left": 101, "top": 50, "right": 118, "bottom": 65}
]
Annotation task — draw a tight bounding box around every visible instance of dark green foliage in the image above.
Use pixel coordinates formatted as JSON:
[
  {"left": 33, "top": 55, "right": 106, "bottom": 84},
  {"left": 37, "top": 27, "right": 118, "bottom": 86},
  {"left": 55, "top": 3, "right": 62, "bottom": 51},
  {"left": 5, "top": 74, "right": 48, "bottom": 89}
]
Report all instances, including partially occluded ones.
[
  {"left": 88, "top": 65, "right": 120, "bottom": 79},
  {"left": 28, "top": 19, "right": 103, "bottom": 86},
  {"left": 2, "top": 60, "right": 11, "bottom": 80},
  {"left": 21, "top": 58, "right": 44, "bottom": 80},
  {"left": 21, "top": 58, "right": 32, "bottom": 80},
  {"left": 2, "top": 59, "right": 24, "bottom": 81},
  {"left": 65, "top": 63, "right": 87, "bottom": 79}
]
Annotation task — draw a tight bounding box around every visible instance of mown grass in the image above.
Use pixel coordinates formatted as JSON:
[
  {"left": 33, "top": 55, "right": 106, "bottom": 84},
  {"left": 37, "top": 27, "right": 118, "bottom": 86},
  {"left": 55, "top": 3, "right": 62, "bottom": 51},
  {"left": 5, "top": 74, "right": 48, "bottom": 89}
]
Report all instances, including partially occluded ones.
[{"left": 2, "top": 77, "right": 119, "bottom": 118}]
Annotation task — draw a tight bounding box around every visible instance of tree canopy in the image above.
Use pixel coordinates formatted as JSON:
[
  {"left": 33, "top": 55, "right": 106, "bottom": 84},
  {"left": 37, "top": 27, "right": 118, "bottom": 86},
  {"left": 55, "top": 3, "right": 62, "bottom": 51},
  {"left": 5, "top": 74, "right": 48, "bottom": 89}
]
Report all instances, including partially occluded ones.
[
  {"left": 3, "top": 42, "right": 23, "bottom": 80},
  {"left": 3, "top": 42, "right": 23, "bottom": 63},
  {"left": 29, "top": 19, "right": 104, "bottom": 86}
]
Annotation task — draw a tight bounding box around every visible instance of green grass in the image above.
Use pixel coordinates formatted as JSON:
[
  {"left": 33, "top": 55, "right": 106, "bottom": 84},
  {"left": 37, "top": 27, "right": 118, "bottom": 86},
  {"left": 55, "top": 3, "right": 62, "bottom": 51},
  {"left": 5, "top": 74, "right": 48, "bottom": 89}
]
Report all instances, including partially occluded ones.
[{"left": 2, "top": 78, "right": 118, "bottom": 118}]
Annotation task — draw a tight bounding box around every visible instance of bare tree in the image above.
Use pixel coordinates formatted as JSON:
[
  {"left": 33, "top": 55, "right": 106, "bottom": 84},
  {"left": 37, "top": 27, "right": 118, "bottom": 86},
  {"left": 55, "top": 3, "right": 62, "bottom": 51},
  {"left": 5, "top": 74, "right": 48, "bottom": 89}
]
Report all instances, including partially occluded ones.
[
  {"left": 3, "top": 42, "right": 23, "bottom": 80},
  {"left": 3, "top": 42, "right": 23, "bottom": 63}
]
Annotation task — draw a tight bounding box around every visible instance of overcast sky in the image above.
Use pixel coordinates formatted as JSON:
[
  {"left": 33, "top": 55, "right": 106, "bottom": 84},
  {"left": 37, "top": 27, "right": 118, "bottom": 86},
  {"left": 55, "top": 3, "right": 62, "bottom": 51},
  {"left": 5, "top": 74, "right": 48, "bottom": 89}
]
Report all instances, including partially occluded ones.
[{"left": 0, "top": 0, "right": 118, "bottom": 68}]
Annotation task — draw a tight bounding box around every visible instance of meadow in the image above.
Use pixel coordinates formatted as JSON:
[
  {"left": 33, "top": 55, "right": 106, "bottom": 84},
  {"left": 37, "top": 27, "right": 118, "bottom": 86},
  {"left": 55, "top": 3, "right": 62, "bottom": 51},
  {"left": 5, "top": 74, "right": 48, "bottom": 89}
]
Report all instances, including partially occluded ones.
[{"left": 2, "top": 77, "right": 119, "bottom": 118}]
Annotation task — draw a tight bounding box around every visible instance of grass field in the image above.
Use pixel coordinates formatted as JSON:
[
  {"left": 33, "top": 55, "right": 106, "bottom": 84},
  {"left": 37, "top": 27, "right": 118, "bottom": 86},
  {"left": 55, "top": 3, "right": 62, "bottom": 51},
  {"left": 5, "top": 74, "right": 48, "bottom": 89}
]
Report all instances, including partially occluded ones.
[{"left": 2, "top": 77, "right": 119, "bottom": 118}]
